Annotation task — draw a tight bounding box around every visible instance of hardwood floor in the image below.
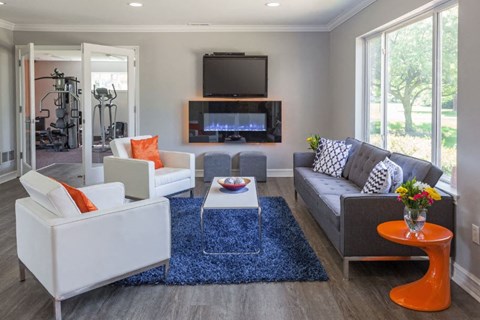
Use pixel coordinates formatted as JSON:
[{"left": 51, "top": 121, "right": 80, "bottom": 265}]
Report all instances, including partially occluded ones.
[{"left": 1, "top": 165, "right": 479, "bottom": 320}]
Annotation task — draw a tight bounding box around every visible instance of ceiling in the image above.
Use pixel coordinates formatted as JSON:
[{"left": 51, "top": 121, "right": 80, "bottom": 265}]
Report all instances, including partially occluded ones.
[{"left": 0, "top": 0, "right": 376, "bottom": 31}]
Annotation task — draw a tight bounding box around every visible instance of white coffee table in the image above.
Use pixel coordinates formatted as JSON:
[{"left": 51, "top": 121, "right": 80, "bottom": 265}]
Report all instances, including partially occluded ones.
[{"left": 200, "top": 177, "right": 262, "bottom": 255}]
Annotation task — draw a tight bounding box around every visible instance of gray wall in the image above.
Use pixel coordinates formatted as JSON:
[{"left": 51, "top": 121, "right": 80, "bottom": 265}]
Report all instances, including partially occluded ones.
[
  {"left": 329, "top": 0, "right": 480, "bottom": 281},
  {"left": 0, "top": 27, "right": 15, "bottom": 175},
  {"left": 456, "top": 0, "right": 480, "bottom": 280},
  {"left": 14, "top": 32, "right": 331, "bottom": 171}
]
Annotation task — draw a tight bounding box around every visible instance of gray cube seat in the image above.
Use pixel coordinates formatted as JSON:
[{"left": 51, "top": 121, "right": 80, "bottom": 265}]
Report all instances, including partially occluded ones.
[
  {"left": 293, "top": 137, "right": 455, "bottom": 278},
  {"left": 239, "top": 151, "right": 267, "bottom": 182},
  {"left": 203, "top": 152, "right": 231, "bottom": 182}
]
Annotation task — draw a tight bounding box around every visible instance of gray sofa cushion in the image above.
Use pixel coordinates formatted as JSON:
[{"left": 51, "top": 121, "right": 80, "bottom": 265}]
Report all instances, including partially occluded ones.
[
  {"left": 320, "top": 194, "right": 341, "bottom": 230},
  {"left": 389, "top": 152, "right": 434, "bottom": 184},
  {"left": 342, "top": 137, "right": 363, "bottom": 178},
  {"left": 295, "top": 167, "right": 339, "bottom": 181},
  {"left": 347, "top": 143, "right": 391, "bottom": 188},
  {"left": 305, "top": 177, "right": 361, "bottom": 196}
]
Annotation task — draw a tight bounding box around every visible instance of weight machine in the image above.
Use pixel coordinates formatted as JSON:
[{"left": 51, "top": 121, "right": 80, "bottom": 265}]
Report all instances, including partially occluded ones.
[{"left": 35, "top": 69, "right": 81, "bottom": 152}]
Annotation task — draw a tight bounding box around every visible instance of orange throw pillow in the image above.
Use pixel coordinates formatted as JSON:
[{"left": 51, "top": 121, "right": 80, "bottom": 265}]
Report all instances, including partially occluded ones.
[
  {"left": 57, "top": 181, "right": 98, "bottom": 214},
  {"left": 131, "top": 136, "right": 164, "bottom": 169}
]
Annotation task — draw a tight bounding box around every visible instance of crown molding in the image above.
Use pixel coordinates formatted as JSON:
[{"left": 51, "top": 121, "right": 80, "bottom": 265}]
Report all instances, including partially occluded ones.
[
  {"left": 0, "top": 18, "right": 15, "bottom": 31},
  {"left": 13, "top": 24, "right": 329, "bottom": 33},
  {"left": 327, "top": 0, "right": 377, "bottom": 31},
  {"left": 7, "top": 1, "right": 377, "bottom": 33}
]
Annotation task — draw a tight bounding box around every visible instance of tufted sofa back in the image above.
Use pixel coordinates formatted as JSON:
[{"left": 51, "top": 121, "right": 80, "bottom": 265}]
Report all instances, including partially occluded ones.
[
  {"left": 343, "top": 139, "right": 443, "bottom": 188},
  {"left": 345, "top": 142, "right": 391, "bottom": 188}
]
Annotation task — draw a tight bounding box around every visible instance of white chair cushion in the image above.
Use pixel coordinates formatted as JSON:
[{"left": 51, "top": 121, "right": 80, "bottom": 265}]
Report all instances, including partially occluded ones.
[
  {"left": 110, "top": 135, "right": 152, "bottom": 158},
  {"left": 19, "top": 171, "right": 81, "bottom": 217},
  {"left": 154, "top": 168, "right": 191, "bottom": 186}
]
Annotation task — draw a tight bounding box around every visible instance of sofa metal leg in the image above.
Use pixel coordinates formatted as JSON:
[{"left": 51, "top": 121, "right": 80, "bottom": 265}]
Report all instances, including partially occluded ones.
[
  {"left": 164, "top": 260, "right": 170, "bottom": 278},
  {"left": 19, "top": 260, "right": 26, "bottom": 282},
  {"left": 54, "top": 300, "right": 62, "bottom": 320},
  {"left": 190, "top": 189, "right": 194, "bottom": 198},
  {"left": 294, "top": 190, "right": 298, "bottom": 201},
  {"left": 343, "top": 259, "right": 350, "bottom": 280}
]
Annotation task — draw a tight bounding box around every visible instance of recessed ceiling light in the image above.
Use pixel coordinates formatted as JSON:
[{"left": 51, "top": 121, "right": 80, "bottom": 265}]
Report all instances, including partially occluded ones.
[
  {"left": 128, "top": 2, "right": 143, "bottom": 7},
  {"left": 0, "top": 2, "right": 6, "bottom": 5},
  {"left": 265, "top": 2, "right": 280, "bottom": 7}
]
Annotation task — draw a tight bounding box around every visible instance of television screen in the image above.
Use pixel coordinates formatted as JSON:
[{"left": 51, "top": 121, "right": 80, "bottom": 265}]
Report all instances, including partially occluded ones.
[{"left": 203, "top": 55, "right": 268, "bottom": 97}]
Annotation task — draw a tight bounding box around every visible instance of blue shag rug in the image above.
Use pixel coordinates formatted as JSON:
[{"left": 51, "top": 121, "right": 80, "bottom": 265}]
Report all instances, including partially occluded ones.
[{"left": 115, "top": 196, "right": 328, "bottom": 286}]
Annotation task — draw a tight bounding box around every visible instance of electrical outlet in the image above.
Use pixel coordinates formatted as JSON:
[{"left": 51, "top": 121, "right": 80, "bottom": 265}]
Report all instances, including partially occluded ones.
[{"left": 473, "top": 224, "right": 480, "bottom": 245}]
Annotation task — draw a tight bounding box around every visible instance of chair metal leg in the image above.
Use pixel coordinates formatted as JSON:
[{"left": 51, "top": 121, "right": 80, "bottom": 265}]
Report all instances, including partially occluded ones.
[
  {"left": 343, "top": 259, "right": 350, "bottom": 280},
  {"left": 19, "top": 260, "right": 26, "bottom": 282},
  {"left": 190, "top": 189, "right": 194, "bottom": 198},
  {"left": 294, "top": 190, "right": 298, "bottom": 201},
  {"left": 54, "top": 300, "right": 62, "bottom": 320}
]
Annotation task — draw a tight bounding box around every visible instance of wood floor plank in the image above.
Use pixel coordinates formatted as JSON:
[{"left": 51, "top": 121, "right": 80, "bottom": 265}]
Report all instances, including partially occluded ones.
[{"left": 0, "top": 165, "right": 479, "bottom": 320}]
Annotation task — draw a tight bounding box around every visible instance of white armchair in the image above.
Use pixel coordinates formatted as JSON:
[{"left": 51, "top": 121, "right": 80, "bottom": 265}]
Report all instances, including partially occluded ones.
[
  {"left": 16, "top": 171, "right": 171, "bottom": 320},
  {"left": 104, "top": 135, "right": 195, "bottom": 199}
]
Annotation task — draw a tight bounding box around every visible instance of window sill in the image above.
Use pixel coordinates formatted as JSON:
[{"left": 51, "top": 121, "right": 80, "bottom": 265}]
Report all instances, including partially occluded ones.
[{"left": 436, "top": 180, "right": 459, "bottom": 203}]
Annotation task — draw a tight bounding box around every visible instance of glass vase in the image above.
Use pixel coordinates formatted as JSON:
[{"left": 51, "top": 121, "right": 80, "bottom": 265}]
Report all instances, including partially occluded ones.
[{"left": 403, "top": 207, "right": 427, "bottom": 232}]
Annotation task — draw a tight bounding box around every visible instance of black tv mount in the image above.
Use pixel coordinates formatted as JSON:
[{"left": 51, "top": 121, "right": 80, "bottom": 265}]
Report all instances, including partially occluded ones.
[{"left": 210, "top": 52, "right": 246, "bottom": 56}]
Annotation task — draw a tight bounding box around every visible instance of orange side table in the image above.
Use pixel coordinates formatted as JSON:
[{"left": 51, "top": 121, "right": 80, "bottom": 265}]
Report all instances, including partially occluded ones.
[{"left": 377, "top": 221, "right": 453, "bottom": 312}]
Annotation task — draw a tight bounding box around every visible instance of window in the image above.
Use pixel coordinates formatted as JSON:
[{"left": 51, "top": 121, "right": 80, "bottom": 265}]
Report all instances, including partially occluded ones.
[
  {"left": 91, "top": 72, "right": 128, "bottom": 90},
  {"left": 364, "top": 3, "right": 458, "bottom": 180}
]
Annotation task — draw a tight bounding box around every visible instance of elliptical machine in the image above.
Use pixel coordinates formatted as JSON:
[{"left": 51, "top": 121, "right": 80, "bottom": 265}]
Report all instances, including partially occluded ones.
[
  {"left": 35, "top": 69, "right": 81, "bottom": 152},
  {"left": 92, "top": 84, "right": 118, "bottom": 152}
]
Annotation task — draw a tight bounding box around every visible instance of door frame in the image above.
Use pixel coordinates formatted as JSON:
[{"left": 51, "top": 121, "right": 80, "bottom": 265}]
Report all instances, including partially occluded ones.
[
  {"left": 15, "top": 43, "right": 36, "bottom": 175},
  {"left": 15, "top": 44, "right": 140, "bottom": 178},
  {"left": 82, "top": 43, "right": 137, "bottom": 185}
]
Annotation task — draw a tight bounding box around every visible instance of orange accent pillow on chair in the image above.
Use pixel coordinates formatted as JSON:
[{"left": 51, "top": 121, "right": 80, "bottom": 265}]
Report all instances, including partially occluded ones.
[
  {"left": 131, "top": 135, "right": 164, "bottom": 169},
  {"left": 58, "top": 181, "right": 98, "bottom": 213}
]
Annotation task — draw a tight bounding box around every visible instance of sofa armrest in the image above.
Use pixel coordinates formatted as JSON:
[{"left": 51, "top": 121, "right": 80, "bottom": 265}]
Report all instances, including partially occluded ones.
[
  {"left": 104, "top": 156, "right": 154, "bottom": 199},
  {"left": 79, "top": 182, "right": 125, "bottom": 210},
  {"left": 293, "top": 152, "right": 315, "bottom": 168},
  {"left": 340, "top": 191, "right": 454, "bottom": 257},
  {"left": 16, "top": 197, "right": 171, "bottom": 299}
]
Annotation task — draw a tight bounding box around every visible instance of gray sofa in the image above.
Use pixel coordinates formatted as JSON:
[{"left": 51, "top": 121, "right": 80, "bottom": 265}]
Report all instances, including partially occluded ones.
[{"left": 294, "top": 137, "right": 455, "bottom": 278}]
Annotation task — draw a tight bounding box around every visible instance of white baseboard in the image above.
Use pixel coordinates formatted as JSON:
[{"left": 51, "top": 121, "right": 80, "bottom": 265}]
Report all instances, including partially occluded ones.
[
  {"left": 195, "top": 169, "right": 293, "bottom": 178},
  {"left": 0, "top": 171, "right": 17, "bottom": 184},
  {"left": 452, "top": 262, "right": 480, "bottom": 303}
]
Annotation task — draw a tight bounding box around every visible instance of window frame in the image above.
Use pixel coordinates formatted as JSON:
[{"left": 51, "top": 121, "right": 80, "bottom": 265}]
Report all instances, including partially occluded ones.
[{"left": 361, "top": 0, "right": 458, "bottom": 182}]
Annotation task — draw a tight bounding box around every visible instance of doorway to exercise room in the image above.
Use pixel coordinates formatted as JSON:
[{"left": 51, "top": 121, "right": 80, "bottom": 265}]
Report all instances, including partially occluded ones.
[{"left": 17, "top": 44, "right": 138, "bottom": 185}]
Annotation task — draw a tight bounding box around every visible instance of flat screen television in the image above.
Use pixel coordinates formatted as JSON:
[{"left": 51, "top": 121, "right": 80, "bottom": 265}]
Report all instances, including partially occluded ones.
[{"left": 203, "top": 55, "right": 268, "bottom": 98}]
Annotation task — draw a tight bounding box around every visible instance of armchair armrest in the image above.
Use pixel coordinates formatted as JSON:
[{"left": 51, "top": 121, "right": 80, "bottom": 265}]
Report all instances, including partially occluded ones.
[
  {"left": 160, "top": 150, "right": 195, "bottom": 170},
  {"left": 340, "top": 191, "right": 454, "bottom": 257},
  {"left": 79, "top": 182, "right": 125, "bottom": 210},
  {"left": 104, "top": 156, "right": 155, "bottom": 199},
  {"left": 16, "top": 197, "right": 171, "bottom": 299},
  {"left": 160, "top": 151, "right": 195, "bottom": 188},
  {"left": 293, "top": 152, "right": 315, "bottom": 168}
]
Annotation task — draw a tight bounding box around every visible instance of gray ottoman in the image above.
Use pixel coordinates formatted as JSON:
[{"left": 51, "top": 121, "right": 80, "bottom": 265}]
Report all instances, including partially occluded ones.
[
  {"left": 204, "top": 152, "right": 231, "bottom": 182},
  {"left": 239, "top": 151, "right": 267, "bottom": 182}
]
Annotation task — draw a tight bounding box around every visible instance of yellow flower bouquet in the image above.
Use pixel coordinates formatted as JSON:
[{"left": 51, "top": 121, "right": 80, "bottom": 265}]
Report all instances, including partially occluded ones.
[{"left": 306, "top": 134, "right": 321, "bottom": 151}]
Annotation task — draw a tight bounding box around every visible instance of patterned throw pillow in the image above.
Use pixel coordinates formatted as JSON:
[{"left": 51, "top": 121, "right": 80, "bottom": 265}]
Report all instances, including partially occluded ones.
[
  {"left": 315, "top": 139, "right": 352, "bottom": 177},
  {"left": 313, "top": 138, "right": 326, "bottom": 169},
  {"left": 383, "top": 157, "right": 404, "bottom": 192},
  {"left": 361, "top": 161, "right": 392, "bottom": 194},
  {"left": 313, "top": 138, "right": 346, "bottom": 171}
]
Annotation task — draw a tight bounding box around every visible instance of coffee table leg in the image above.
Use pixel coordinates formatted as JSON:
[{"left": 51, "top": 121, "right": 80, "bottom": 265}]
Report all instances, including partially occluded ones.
[{"left": 390, "top": 240, "right": 451, "bottom": 311}]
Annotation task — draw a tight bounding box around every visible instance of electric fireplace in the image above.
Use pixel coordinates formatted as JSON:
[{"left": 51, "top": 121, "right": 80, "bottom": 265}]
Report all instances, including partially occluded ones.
[{"left": 189, "top": 101, "right": 282, "bottom": 143}]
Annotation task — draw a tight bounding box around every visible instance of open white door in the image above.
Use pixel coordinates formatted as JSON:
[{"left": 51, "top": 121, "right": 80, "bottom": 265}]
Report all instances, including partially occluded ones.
[
  {"left": 17, "top": 43, "right": 36, "bottom": 174},
  {"left": 82, "top": 43, "right": 136, "bottom": 185}
]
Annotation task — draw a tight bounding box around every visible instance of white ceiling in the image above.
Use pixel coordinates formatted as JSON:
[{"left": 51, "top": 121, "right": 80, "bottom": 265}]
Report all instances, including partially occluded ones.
[{"left": 0, "top": 0, "right": 376, "bottom": 31}]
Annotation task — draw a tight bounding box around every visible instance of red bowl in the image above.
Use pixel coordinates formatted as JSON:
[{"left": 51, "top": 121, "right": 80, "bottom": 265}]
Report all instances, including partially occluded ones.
[{"left": 218, "top": 178, "right": 251, "bottom": 191}]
